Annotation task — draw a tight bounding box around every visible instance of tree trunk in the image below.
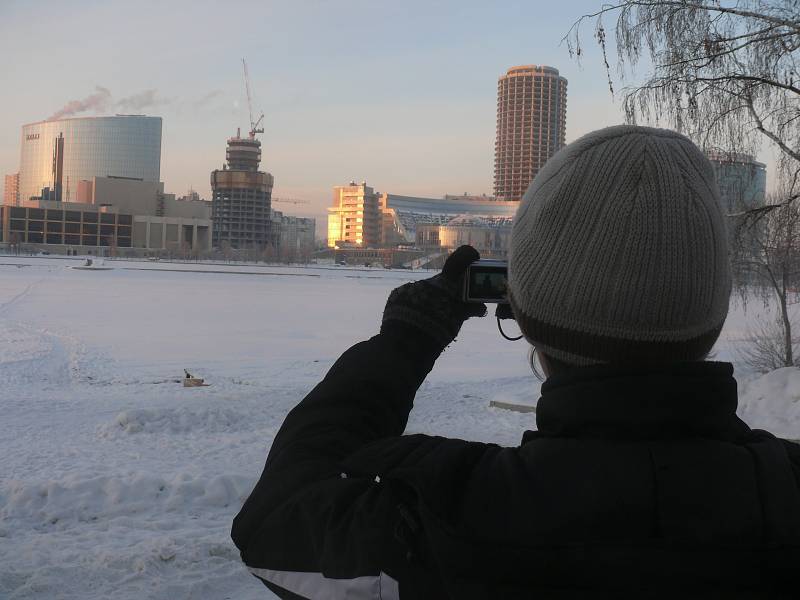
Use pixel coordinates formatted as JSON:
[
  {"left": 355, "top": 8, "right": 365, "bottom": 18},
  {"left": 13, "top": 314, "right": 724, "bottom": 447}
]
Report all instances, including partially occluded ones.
[{"left": 780, "top": 273, "right": 793, "bottom": 367}]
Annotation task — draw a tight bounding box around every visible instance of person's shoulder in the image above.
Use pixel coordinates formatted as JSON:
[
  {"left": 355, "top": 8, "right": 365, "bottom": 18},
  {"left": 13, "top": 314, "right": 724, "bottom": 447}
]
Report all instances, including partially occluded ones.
[
  {"left": 780, "top": 437, "right": 800, "bottom": 463},
  {"left": 773, "top": 437, "right": 800, "bottom": 491},
  {"left": 749, "top": 428, "right": 800, "bottom": 459}
]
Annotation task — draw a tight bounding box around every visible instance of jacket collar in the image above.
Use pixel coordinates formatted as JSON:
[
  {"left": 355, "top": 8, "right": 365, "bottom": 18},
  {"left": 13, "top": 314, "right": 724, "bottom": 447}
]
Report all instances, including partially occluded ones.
[{"left": 532, "top": 361, "right": 750, "bottom": 441}]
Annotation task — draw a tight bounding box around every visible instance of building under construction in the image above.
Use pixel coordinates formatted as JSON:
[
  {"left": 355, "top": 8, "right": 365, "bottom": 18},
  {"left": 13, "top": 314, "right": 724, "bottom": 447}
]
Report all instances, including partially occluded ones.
[
  {"left": 211, "top": 59, "right": 275, "bottom": 251},
  {"left": 210, "top": 131, "right": 274, "bottom": 250}
]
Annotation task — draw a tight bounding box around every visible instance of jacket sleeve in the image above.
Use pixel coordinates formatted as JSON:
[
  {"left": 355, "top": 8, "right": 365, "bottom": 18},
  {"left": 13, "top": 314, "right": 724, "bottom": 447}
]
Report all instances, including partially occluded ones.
[
  {"left": 231, "top": 322, "right": 451, "bottom": 596},
  {"left": 783, "top": 439, "right": 800, "bottom": 489}
]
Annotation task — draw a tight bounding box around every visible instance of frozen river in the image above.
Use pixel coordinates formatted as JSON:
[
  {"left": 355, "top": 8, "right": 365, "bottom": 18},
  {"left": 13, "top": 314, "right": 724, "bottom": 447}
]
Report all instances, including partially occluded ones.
[{"left": 0, "top": 255, "right": 797, "bottom": 599}]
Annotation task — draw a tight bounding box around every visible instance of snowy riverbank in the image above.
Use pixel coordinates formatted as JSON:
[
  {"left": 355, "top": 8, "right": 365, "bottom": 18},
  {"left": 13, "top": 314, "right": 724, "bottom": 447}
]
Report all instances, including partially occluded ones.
[{"left": 1, "top": 256, "right": 797, "bottom": 599}]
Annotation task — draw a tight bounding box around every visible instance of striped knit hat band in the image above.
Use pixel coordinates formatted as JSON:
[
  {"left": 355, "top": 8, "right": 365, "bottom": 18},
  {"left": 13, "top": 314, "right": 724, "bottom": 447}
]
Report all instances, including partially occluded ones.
[{"left": 508, "top": 125, "right": 731, "bottom": 365}]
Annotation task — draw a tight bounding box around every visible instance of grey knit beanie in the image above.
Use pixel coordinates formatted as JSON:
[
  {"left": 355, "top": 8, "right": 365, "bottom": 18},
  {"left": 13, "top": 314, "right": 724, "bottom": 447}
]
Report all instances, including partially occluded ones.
[{"left": 508, "top": 125, "right": 731, "bottom": 365}]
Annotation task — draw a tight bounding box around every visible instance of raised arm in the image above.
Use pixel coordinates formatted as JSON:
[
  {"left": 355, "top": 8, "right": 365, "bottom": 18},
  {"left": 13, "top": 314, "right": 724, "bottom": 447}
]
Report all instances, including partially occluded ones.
[{"left": 231, "top": 247, "right": 486, "bottom": 595}]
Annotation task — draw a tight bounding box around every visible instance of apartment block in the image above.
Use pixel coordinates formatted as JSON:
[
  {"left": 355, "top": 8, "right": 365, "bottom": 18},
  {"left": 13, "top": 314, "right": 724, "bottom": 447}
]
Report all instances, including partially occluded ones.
[
  {"left": 494, "top": 65, "right": 568, "bottom": 201},
  {"left": 3, "top": 173, "right": 19, "bottom": 206},
  {"left": 327, "top": 181, "right": 380, "bottom": 248}
]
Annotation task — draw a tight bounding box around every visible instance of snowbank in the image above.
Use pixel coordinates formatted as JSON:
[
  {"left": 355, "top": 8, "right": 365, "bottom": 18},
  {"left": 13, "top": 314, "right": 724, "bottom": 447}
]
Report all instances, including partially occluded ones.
[
  {"left": 98, "top": 407, "right": 257, "bottom": 436},
  {"left": 1, "top": 472, "right": 253, "bottom": 526},
  {"left": 738, "top": 367, "right": 800, "bottom": 440}
]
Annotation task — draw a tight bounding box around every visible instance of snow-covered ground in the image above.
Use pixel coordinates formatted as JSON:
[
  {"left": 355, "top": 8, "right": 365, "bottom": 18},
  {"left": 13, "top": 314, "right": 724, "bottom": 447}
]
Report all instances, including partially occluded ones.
[{"left": 0, "top": 255, "right": 797, "bottom": 599}]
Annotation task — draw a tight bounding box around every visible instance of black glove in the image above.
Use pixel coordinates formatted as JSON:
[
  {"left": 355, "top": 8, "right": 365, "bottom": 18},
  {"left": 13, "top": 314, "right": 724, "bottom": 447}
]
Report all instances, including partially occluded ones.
[
  {"left": 495, "top": 303, "right": 515, "bottom": 320},
  {"left": 381, "top": 245, "right": 487, "bottom": 350}
]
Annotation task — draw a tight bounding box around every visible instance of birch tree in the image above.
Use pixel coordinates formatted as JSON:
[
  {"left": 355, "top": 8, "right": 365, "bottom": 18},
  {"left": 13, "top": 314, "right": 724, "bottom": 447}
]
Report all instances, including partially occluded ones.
[{"left": 566, "top": 1, "right": 800, "bottom": 197}]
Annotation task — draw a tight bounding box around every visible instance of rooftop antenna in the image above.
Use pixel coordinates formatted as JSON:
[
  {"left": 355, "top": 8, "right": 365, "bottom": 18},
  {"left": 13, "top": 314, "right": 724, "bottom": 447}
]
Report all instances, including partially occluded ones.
[{"left": 242, "top": 58, "right": 264, "bottom": 140}]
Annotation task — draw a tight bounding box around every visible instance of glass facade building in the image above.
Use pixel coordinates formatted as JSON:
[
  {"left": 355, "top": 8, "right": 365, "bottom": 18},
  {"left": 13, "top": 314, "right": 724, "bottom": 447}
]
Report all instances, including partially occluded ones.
[
  {"left": 705, "top": 151, "right": 767, "bottom": 213},
  {"left": 19, "top": 115, "right": 161, "bottom": 204}
]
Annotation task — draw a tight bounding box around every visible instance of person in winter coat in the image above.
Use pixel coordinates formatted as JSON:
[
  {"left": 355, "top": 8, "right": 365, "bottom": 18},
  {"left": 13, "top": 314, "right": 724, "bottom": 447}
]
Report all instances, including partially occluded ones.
[{"left": 232, "top": 125, "right": 800, "bottom": 599}]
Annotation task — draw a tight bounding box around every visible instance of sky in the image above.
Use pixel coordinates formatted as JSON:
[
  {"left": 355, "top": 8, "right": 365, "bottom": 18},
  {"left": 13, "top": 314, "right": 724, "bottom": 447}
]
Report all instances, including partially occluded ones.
[{"left": 0, "top": 0, "right": 775, "bottom": 228}]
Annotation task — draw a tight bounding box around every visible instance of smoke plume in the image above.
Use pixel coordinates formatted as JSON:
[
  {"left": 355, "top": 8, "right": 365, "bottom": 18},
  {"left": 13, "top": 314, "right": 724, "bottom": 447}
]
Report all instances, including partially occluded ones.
[
  {"left": 193, "top": 90, "right": 223, "bottom": 109},
  {"left": 46, "top": 87, "right": 170, "bottom": 120},
  {"left": 116, "top": 89, "right": 170, "bottom": 112},
  {"left": 47, "top": 86, "right": 112, "bottom": 120}
]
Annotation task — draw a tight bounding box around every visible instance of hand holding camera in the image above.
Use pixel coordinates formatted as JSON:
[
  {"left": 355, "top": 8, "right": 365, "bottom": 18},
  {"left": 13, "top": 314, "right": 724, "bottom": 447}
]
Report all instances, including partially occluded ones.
[
  {"left": 381, "top": 246, "right": 491, "bottom": 349},
  {"left": 462, "top": 259, "right": 509, "bottom": 305}
]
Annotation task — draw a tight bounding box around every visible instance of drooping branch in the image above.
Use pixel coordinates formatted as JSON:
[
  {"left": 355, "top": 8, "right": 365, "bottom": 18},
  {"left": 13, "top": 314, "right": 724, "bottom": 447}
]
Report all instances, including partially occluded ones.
[
  {"left": 570, "top": 1, "right": 800, "bottom": 35},
  {"left": 746, "top": 94, "right": 800, "bottom": 163},
  {"left": 566, "top": 0, "right": 800, "bottom": 175}
]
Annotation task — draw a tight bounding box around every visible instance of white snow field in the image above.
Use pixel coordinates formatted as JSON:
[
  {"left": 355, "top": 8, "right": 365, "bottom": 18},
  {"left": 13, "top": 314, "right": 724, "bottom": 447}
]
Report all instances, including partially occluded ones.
[{"left": 0, "top": 255, "right": 798, "bottom": 599}]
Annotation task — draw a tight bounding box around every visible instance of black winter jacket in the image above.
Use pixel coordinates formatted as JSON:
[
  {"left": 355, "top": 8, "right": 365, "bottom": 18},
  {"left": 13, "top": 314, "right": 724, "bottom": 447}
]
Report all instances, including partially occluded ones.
[{"left": 232, "top": 325, "right": 800, "bottom": 599}]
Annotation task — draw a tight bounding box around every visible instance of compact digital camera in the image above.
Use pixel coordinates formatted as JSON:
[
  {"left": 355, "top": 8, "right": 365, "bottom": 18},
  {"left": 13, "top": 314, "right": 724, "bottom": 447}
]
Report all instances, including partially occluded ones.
[{"left": 463, "top": 259, "right": 508, "bottom": 304}]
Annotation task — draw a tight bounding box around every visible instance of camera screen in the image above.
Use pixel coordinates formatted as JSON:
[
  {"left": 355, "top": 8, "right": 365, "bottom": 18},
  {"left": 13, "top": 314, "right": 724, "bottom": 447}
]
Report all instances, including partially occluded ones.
[{"left": 468, "top": 266, "right": 507, "bottom": 301}]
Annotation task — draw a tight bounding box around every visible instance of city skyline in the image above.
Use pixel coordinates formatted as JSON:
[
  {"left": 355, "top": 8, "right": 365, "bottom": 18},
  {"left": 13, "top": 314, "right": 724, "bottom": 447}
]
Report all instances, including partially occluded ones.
[{"left": 0, "top": 0, "right": 777, "bottom": 231}]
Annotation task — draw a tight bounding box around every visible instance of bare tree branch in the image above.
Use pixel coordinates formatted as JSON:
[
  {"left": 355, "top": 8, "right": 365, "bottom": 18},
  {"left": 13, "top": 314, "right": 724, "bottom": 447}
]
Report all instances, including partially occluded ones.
[
  {"left": 570, "top": 1, "right": 800, "bottom": 35},
  {"left": 567, "top": 0, "right": 800, "bottom": 191},
  {"left": 746, "top": 94, "right": 800, "bottom": 162}
]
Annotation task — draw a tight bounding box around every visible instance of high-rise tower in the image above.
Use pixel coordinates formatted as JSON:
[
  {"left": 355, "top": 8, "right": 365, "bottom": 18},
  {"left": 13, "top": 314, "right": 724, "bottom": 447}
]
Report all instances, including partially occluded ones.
[
  {"left": 494, "top": 65, "right": 567, "bottom": 201},
  {"left": 210, "top": 129, "right": 274, "bottom": 250}
]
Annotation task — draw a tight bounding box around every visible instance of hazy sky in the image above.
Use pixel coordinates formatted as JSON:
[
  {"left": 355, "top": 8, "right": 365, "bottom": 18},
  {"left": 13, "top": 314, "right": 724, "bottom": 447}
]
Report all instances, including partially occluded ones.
[{"left": 0, "top": 0, "right": 759, "bottom": 225}]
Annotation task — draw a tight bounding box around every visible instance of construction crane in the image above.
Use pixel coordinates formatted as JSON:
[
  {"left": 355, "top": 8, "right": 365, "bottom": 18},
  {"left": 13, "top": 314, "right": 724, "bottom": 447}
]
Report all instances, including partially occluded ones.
[
  {"left": 242, "top": 58, "right": 264, "bottom": 140},
  {"left": 272, "top": 197, "right": 310, "bottom": 205}
]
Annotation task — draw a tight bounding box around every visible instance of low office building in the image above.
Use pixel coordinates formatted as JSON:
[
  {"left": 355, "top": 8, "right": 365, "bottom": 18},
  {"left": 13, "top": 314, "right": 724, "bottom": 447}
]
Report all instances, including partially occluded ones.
[
  {"left": 272, "top": 210, "right": 315, "bottom": 261},
  {"left": 132, "top": 215, "right": 211, "bottom": 253},
  {"left": 0, "top": 175, "right": 212, "bottom": 255},
  {"left": 330, "top": 246, "right": 426, "bottom": 268},
  {"left": 80, "top": 176, "right": 212, "bottom": 220},
  {"left": 416, "top": 215, "right": 513, "bottom": 259},
  {"left": 1, "top": 202, "right": 133, "bottom": 251}
]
